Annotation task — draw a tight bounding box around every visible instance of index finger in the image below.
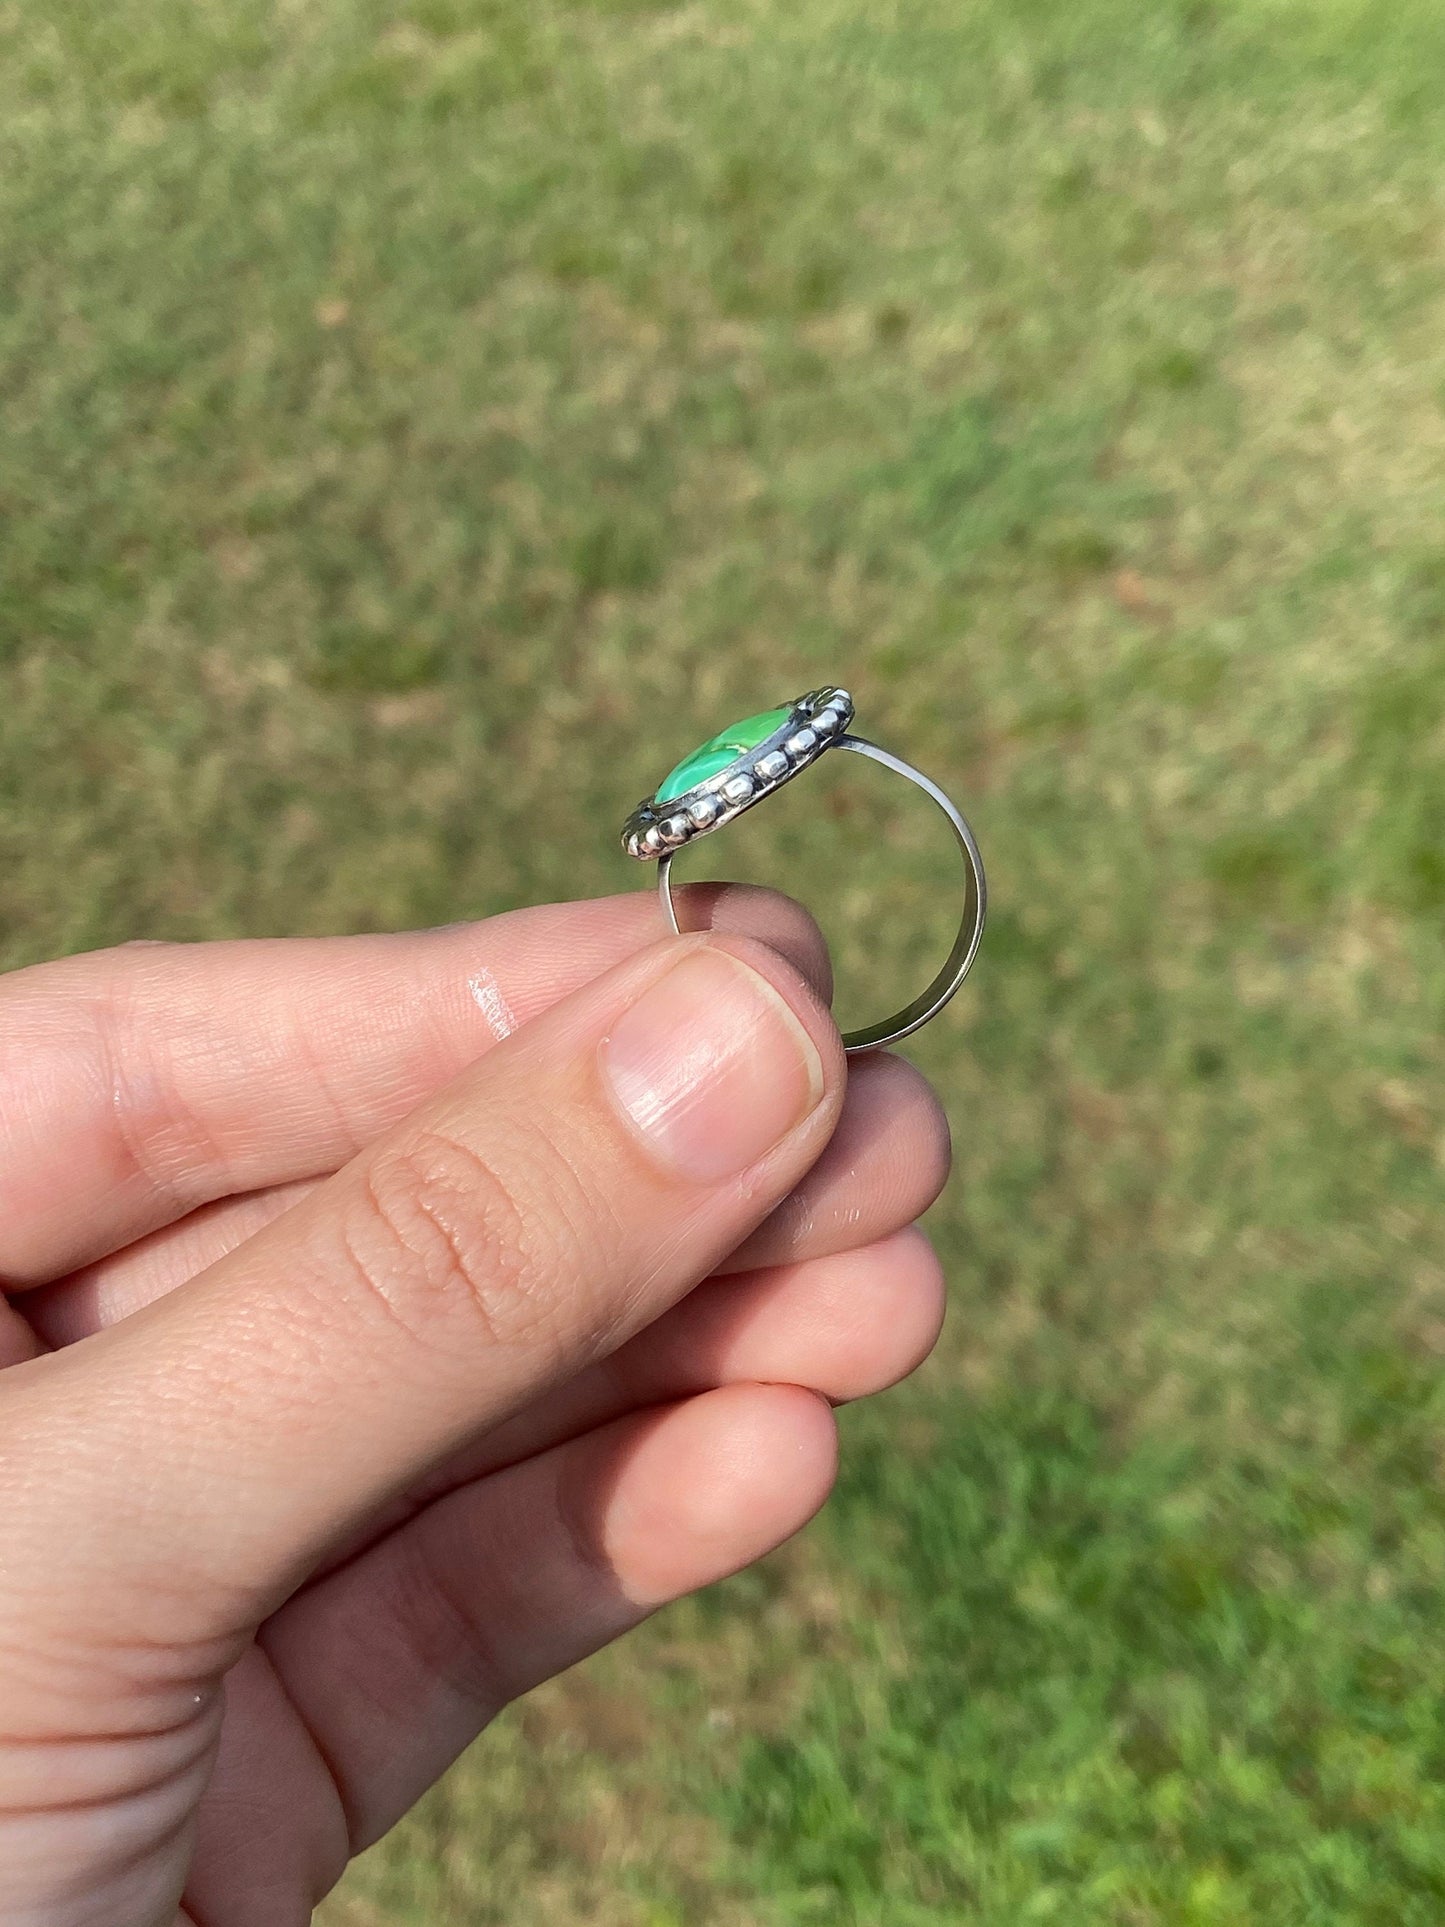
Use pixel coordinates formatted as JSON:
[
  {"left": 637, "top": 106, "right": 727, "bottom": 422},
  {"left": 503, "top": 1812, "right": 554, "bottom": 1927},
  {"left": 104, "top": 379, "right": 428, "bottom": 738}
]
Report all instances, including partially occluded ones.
[
  {"left": 2, "top": 927, "right": 845, "bottom": 1654},
  {"left": 0, "top": 884, "right": 831, "bottom": 1288}
]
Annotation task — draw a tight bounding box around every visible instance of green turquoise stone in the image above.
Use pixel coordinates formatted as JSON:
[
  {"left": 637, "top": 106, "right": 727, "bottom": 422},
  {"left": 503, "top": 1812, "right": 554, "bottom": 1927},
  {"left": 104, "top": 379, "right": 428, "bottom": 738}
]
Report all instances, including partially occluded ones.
[{"left": 654, "top": 705, "right": 793, "bottom": 804}]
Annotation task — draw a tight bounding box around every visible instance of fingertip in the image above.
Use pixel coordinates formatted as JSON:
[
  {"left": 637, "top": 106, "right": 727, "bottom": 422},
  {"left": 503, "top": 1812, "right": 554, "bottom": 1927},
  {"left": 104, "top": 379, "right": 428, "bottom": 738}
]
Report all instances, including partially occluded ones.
[
  {"left": 673, "top": 881, "right": 835, "bottom": 1009},
  {"left": 852, "top": 1052, "right": 953, "bottom": 1206},
  {"left": 602, "top": 1383, "right": 838, "bottom": 1606},
  {"left": 842, "top": 1224, "right": 948, "bottom": 1395},
  {"left": 716, "top": 1048, "right": 952, "bottom": 1277},
  {"left": 707, "top": 1225, "right": 948, "bottom": 1402}
]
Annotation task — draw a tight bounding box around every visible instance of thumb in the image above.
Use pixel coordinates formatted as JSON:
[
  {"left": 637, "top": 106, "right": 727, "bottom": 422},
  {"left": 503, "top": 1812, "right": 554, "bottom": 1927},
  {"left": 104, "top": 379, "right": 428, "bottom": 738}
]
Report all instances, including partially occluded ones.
[{"left": 1, "top": 931, "right": 843, "bottom": 1654}]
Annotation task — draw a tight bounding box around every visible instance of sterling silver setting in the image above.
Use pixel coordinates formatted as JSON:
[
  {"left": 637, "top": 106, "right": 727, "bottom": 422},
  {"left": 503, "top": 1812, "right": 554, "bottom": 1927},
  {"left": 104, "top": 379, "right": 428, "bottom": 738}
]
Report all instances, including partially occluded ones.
[
  {"left": 621, "top": 687, "right": 853, "bottom": 859},
  {"left": 620, "top": 685, "right": 986, "bottom": 1054}
]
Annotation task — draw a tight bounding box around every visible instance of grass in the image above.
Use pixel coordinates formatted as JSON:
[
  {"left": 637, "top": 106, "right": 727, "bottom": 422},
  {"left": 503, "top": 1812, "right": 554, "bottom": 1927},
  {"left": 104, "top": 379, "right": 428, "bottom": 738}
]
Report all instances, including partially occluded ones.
[{"left": 6, "top": 0, "right": 1445, "bottom": 1917}]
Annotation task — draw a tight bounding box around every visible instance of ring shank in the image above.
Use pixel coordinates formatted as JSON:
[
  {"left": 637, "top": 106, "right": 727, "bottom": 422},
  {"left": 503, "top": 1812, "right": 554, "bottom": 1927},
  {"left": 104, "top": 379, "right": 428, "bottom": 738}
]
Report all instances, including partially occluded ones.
[{"left": 655, "top": 732, "right": 986, "bottom": 1054}]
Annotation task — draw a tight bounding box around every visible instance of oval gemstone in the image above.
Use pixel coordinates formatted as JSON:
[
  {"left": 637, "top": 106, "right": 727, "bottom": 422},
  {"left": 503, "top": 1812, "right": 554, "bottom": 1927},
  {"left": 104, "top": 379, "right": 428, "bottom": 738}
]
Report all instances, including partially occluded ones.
[{"left": 654, "top": 705, "right": 794, "bottom": 803}]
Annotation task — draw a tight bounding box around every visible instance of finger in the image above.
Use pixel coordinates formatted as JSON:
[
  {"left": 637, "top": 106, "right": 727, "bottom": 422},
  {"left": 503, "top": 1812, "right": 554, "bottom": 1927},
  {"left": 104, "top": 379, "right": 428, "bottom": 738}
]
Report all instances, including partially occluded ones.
[
  {"left": 717, "top": 1050, "right": 952, "bottom": 1275},
  {"left": 242, "top": 1383, "right": 837, "bottom": 1880},
  {"left": 27, "top": 1223, "right": 941, "bottom": 1606},
  {"left": 303, "top": 1224, "right": 946, "bottom": 1583},
  {"left": 171, "top": 1232, "right": 936, "bottom": 1916},
  {"left": 0, "top": 882, "right": 831, "bottom": 1288},
  {"left": 23, "top": 1183, "right": 316, "bottom": 1348},
  {"left": 399, "top": 1224, "right": 945, "bottom": 1507},
  {"left": 24, "top": 1212, "right": 939, "bottom": 1550},
  {"left": 25, "top": 1052, "right": 946, "bottom": 1346},
  {"left": 3, "top": 931, "right": 844, "bottom": 1661}
]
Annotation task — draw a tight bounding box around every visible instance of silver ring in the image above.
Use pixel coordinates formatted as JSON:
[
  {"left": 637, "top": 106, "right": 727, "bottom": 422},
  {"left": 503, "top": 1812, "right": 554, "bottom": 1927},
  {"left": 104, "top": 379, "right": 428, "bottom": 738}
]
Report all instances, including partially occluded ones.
[{"left": 619, "top": 686, "right": 986, "bottom": 1054}]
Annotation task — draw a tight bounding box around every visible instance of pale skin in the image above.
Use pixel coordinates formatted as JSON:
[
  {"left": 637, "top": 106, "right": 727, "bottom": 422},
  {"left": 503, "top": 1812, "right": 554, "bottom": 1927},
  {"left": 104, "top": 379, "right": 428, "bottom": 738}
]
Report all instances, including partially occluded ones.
[{"left": 0, "top": 884, "right": 953, "bottom": 1927}]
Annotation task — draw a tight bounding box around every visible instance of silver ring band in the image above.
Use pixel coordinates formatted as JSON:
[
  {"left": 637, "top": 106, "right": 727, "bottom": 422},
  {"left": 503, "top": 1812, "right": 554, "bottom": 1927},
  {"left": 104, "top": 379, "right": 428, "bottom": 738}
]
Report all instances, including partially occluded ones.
[{"left": 655, "top": 732, "right": 986, "bottom": 1054}]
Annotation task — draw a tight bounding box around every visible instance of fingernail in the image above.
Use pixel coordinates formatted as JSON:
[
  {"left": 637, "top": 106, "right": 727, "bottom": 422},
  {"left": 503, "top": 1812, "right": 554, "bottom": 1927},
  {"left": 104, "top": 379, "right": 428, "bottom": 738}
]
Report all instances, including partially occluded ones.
[{"left": 600, "top": 948, "right": 826, "bottom": 1182}]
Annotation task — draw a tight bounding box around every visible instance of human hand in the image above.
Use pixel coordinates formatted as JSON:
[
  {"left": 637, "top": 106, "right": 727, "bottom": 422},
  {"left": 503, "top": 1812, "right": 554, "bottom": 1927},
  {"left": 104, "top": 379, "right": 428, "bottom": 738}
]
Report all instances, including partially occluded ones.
[{"left": 0, "top": 886, "right": 951, "bottom": 1926}]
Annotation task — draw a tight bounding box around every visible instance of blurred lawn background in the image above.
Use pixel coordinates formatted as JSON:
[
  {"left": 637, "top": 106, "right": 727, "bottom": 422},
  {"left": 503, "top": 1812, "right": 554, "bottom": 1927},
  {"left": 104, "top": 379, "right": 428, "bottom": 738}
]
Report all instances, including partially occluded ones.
[{"left": 6, "top": 0, "right": 1445, "bottom": 1918}]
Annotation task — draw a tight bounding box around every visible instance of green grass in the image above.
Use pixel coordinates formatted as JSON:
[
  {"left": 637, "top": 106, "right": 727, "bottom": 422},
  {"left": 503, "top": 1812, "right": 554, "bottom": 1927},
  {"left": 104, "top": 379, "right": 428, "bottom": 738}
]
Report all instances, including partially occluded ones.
[{"left": 7, "top": 0, "right": 1445, "bottom": 1918}]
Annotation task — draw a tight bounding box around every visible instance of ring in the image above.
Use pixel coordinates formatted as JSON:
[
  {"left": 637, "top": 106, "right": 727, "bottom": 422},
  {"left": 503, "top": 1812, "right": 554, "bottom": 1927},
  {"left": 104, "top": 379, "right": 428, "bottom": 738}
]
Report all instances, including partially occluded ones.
[{"left": 620, "top": 685, "right": 986, "bottom": 1054}]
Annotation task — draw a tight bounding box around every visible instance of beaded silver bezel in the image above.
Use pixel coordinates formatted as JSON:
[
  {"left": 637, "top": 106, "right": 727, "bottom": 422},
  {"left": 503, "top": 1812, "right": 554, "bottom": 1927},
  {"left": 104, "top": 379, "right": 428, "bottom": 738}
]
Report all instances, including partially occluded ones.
[{"left": 620, "top": 686, "right": 855, "bottom": 861}]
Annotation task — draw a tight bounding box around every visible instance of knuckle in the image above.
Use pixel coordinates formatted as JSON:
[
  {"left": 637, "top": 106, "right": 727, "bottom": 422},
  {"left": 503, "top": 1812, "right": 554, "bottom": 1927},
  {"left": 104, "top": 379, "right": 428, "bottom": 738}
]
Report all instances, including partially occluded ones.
[
  {"left": 82, "top": 955, "right": 232, "bottom": 1209},
  {"left": 347, "top": 1126, "right": 564, "bottom": 1355}
]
